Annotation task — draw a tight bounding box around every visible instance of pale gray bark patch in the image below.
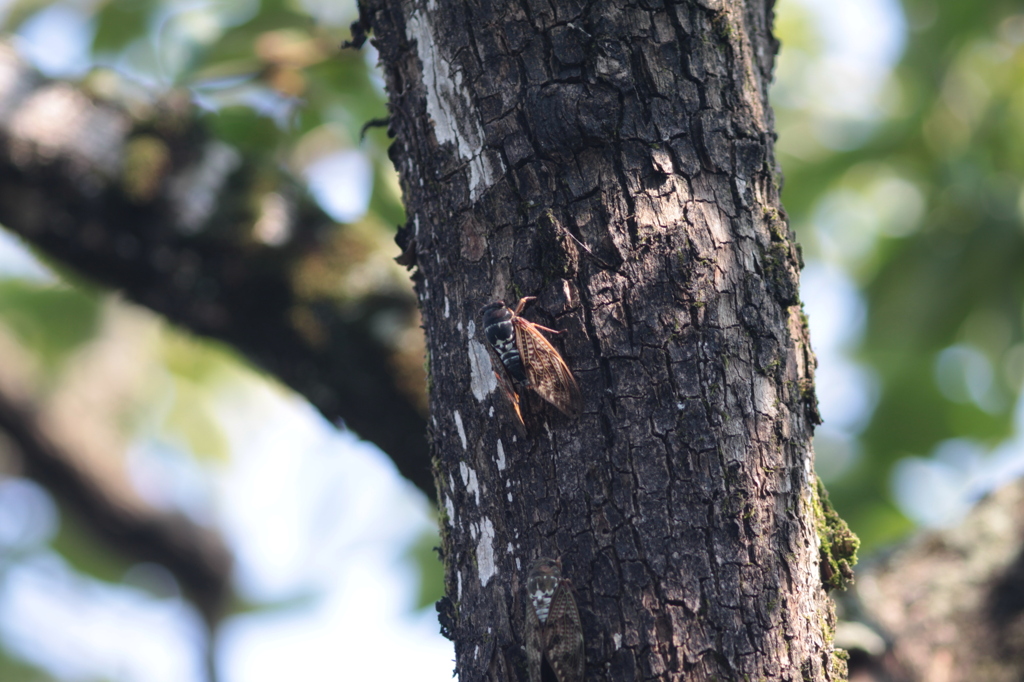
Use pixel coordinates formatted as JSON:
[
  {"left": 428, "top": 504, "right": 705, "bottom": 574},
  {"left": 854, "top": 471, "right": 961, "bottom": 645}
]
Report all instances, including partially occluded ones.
[
  {"left": 468, "top": 318, "right": 498, "bottom": 402},
  {"left": 460, "top": 461, "right": 480, "bottom": 505},
  {"left": 453, "top": 409, "right": 467, "bottom": 450},
  {"left": 477, "top": 517, "right": 497, "bottom": 586},
  {"left": 468, "top": 337, "right": 497, "bottom": 401},
  {"left": 444, "top": 495, "right": 455, "bottom": 527},
  {"left": 496, "top": 439, "right": 506, "bottom": 471},
  {"left": 405, "top": 8, "right": 503, "bottom": 199}
]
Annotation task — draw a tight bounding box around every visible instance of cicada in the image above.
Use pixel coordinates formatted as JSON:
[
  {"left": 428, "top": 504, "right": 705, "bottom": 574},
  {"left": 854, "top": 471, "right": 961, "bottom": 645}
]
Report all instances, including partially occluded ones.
[
  {"left": 524, "top": 557, "right": 585, "bottom": 682},
  {"left": 480, "top": 297, "right": 581, "bottom": 423}
]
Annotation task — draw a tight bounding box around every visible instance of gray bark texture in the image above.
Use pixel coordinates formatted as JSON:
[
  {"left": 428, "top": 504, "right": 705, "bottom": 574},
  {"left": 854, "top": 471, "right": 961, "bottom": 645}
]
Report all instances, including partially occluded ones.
[{"left": 361, "top": 0, "right": 851, "bottom": 680}]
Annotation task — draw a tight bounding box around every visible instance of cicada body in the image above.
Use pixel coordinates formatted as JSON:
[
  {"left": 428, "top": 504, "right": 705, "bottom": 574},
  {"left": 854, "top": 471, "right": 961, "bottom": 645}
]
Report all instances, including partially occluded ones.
[
  {"left": 480, "top": 297, "right": 581, "bottom": 421},
  {"left": 524, "top": 558, "right": 585, "bottom": 682},
  {"left": 481, "top": 301, "right": 528, "bottom": 384}
]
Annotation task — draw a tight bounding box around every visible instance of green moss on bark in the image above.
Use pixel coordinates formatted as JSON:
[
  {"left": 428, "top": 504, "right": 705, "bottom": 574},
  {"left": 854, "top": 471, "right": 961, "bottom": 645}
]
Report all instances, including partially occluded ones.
[{"left": 814, "top": 477, "right": 859, "bottom": 591}]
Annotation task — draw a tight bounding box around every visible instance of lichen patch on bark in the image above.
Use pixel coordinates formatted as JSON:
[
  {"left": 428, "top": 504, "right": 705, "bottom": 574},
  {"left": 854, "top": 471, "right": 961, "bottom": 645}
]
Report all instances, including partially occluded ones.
[
  {"left": 467, "top": 337, "right": 497, "bottom": 402},
  {"left": 404, "top": 10, "right": 503, "bottom": 199},
  {"left": 477, "top": 517, "right": 496, "bottom": 586}
]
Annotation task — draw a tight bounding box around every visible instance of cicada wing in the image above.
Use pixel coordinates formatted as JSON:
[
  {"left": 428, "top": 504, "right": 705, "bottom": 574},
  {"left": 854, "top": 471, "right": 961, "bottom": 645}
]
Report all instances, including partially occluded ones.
[
  {"left": 541, "top": 580, "right": 585, "bottom": 682},
  {"left": 514, "top": 320, "right": 581, "bottom": 418},
  {"left": 524, "top": 590, "right": 543, "bottom": 682},
  {"left": 493, "top": 370, "right": 526, "bottom": 430}
]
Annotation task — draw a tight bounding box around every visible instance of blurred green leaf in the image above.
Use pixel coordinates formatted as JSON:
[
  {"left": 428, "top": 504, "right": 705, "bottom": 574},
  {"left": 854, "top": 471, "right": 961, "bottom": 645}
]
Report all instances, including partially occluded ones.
[
  {"left": 202, "top": 104, "right": 283, "bottom": 152},
  {"left": 156, "top": 331, "right": 240, "bottom": 462},
  {"left": 369, "top": 155, "right": 407, "bottom": 228},
  {"left": 777, "top": 0, "right": 1024, "bottom": 549},
  {"left": 92, "top": 0, "right": 158, "bottom": 55},
  {"left": 163, "top": 379, "right": 229, "bottom": 462},
  {"left": 50, "top": 504, "right": 134, "bottom": 586},
  {"left": 0, "top": 280, "right": 101, "bottom": 375},
  {"left": 404, "top": 526, "right": 444, "bottom": 611},
  {"left": 162, "top": 328, "right": 235, "bottom": 383},
  {"left": 0, "top": 646, "right": 57, "bottom": 682},
  {"left": 0, "top": 0, "right": 58, "bottom": 33}
]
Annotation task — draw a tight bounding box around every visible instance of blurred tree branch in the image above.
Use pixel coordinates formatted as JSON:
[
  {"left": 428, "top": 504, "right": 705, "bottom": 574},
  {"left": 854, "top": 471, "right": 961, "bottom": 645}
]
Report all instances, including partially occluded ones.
[
  {"left": 848, "top": 479, "right": 1024, "bottom": 681},
  {"left": 0, "top": 45, "right": 433, "bottom": 499},
  {"left": 0, "top": 376, "right": 232, "bottom": 624}
]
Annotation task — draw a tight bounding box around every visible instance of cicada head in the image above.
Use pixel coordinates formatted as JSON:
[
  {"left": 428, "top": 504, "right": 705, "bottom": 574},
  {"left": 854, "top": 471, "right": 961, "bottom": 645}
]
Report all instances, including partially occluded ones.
[
  {"left": 524, "top": 556, "right": 584, "bottom": 682},
  {"left": 526, "top": 557, "right": 563, "bottom": 625},
  {"left": 481, "top": 300, "right": 527, "bottom": 383},
  {"left": 480, "top": 301, "right": 512, "bottom": 340}
]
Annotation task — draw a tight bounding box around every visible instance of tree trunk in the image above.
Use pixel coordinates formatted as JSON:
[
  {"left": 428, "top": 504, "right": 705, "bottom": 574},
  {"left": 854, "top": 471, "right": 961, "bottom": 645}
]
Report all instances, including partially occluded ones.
[{"left": 363, "top": 0, "right": 853, "bottom": 680}]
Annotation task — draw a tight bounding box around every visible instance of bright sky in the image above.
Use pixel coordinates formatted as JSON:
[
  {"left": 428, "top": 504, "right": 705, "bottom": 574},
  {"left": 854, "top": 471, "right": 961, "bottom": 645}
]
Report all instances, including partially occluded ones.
[{"left": 0, "top": 0, "right": 925, "bottom": 680}]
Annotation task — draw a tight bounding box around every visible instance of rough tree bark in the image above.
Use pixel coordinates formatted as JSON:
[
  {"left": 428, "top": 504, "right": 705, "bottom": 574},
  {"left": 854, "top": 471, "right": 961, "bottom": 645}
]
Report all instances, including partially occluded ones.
[{"left": 362, "top": 0, "right": 855, "bottom": 680}]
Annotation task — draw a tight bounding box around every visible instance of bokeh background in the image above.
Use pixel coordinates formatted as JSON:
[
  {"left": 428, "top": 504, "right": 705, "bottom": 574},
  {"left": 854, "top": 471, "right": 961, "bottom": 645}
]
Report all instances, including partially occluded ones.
[{"left": 0, "top": 0, "right": 1021, "bottom": 679}]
